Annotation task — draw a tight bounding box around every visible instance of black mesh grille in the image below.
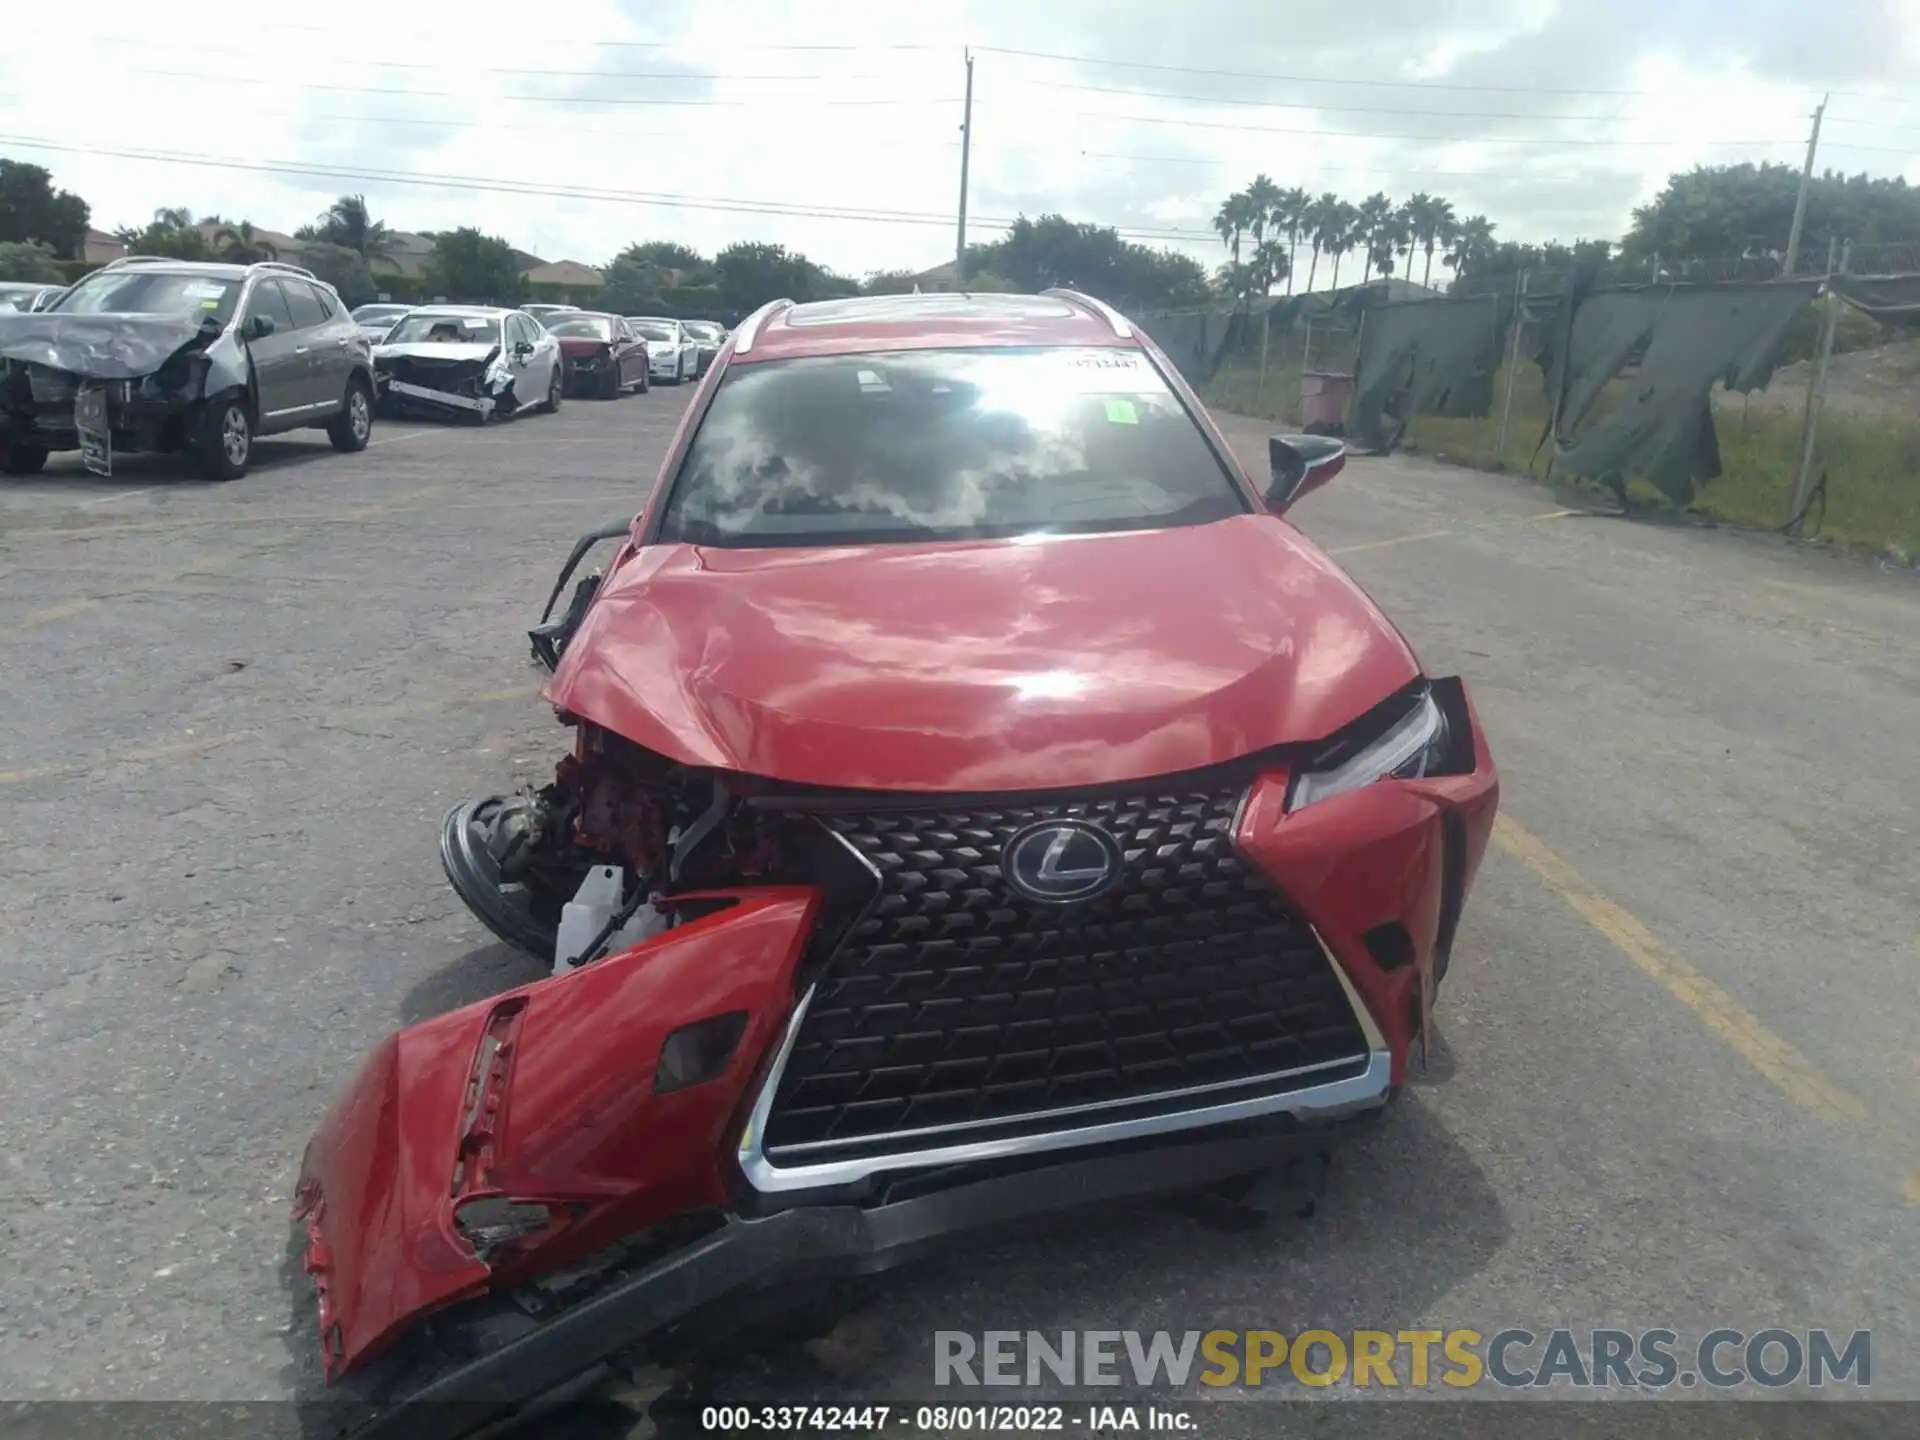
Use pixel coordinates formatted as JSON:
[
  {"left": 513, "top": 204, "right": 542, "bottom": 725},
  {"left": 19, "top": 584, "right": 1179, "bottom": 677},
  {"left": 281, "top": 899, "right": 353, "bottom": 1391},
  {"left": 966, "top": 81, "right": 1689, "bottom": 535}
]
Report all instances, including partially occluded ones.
[{"left": 760, "top": 785, "right": 1370, "bottom": 1155}]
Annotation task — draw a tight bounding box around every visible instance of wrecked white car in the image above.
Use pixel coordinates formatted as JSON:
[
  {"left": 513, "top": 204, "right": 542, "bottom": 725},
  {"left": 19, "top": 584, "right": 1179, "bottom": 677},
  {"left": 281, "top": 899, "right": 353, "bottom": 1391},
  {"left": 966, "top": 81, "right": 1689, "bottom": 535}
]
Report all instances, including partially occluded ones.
[{"left": 372, "top": 307, "right": 562, "bottom": 422}]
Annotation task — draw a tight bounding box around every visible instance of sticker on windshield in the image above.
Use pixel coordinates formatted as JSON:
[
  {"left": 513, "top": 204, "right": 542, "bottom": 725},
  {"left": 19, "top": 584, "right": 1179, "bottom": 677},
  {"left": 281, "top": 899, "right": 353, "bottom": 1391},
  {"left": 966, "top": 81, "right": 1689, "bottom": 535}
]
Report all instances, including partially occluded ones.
[
  {"left": 856, "top": 369, "right": 891, "bottom": 393},
  {"left": 1103, "top": 398, "right": 1139, "bottom": 425},
  {"left": 1067, "top": 352, "right": 1145, "bottom": 369},
  {"left": 181, "top": 282, "right": 227, "bottom": 300}
]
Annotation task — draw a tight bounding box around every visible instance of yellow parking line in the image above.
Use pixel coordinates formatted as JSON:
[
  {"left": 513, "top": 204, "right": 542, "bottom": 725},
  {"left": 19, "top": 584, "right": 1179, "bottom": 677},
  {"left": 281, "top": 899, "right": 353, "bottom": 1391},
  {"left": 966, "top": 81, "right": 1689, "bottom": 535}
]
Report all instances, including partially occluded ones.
[
  {"left": 14, "top": 486, "right": 444, "bottom": 629},
  {"left": 1493, "top": 814, "right": 1869, "bottom": 1127},
  {"left": 1494, "top": 814, "right": 1918, "bottom": 1203},
  {"left": 0, "top": 683, "right": 541, "bottom": 788},
  {"left": 1326, "top": 508, "right": 1578, "bottom": 558},
  {"left": 1330, "top": 528, "right": 1456, "bottom": 556}
]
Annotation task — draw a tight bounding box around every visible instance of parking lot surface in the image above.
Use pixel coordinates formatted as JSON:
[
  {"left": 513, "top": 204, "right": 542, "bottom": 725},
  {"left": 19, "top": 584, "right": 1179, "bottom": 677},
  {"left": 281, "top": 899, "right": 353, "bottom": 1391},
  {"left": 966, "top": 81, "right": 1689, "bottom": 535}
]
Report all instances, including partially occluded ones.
[{"left": 0, "top": 389, "right": 1913, "bottom": 1415}]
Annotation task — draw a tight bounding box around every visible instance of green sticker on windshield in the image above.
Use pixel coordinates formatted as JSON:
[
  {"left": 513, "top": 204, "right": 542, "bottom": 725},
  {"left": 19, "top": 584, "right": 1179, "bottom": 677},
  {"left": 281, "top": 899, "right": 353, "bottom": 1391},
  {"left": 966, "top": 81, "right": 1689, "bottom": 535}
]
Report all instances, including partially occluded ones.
[{"left": 1103, "top": 398, "right": 1139, "bottom": 425}]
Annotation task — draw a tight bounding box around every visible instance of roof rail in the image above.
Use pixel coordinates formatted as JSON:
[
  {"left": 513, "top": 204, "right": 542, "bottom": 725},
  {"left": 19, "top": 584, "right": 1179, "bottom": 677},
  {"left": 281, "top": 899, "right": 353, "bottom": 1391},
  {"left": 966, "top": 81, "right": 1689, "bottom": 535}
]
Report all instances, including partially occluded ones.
[
  {"left": 252, "top": 260, "right": 318, "bottom": 280},
  {"left": 1041, "top": 287, "right": 1134, "bottom": 339},
  {"left": 97, "top": 254, "right": 181, "bottom": 271},
  {"left": 730, "top": 297, "right": 794, "bottom": 356}
]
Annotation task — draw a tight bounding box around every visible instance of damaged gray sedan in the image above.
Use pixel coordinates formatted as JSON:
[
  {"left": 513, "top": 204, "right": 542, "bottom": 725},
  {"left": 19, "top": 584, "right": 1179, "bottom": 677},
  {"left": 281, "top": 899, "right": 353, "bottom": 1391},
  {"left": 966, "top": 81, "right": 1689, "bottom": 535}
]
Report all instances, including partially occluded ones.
[
  {"left": 372, "top": 306, "right": 563, "bottom": 422},
  {"left": 0, "top": 257, "right": 376, "bottom": 481}
]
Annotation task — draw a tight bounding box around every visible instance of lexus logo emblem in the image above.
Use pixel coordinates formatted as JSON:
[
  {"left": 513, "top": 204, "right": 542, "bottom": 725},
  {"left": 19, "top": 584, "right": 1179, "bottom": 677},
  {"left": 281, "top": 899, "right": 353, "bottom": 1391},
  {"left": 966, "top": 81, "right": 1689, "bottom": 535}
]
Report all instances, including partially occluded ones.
[{"left": 1002, "top": 820, "right": 1123, "bottom": 904}]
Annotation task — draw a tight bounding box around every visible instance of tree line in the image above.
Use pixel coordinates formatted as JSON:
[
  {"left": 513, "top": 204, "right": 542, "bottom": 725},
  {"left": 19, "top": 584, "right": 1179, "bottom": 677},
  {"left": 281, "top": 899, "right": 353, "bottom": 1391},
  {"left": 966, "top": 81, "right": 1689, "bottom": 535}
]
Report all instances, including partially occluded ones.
[
  {"left": 6, "top": 154, "right": 1920, "bottom": 315},
  {"left": 1211, "top": 161, "right": 1920, "bottom": 303}
]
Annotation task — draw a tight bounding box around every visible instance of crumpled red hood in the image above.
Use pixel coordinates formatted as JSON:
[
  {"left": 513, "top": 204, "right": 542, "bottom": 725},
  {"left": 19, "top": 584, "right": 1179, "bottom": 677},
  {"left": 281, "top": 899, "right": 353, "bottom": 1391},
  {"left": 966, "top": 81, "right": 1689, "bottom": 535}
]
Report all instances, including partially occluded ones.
[{"left": 544, "top": 514, "right": 1420, "bottom": 791}]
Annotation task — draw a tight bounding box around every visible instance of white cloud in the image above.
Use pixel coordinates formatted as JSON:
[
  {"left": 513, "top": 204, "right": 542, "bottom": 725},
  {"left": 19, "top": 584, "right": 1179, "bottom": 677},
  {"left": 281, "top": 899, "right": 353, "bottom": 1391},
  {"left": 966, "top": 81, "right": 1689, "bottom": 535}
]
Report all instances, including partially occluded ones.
[{"left": 2, "top": 0, "right": 1916, "bottom": 283}]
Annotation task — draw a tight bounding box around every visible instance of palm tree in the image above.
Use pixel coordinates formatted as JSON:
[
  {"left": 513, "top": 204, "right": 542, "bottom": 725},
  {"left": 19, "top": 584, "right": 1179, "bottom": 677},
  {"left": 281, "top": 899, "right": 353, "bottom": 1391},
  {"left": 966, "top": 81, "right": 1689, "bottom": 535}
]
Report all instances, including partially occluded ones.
[
  {"left": 1243, "top": 174, "right": 1283, "bottom": 250},
  {"left": 322, "top": 193, "right": 399, "bottom": 267},
  {"left": 1355, "top": 193, "right": 1395, "bottom": 283},
  {"left": 1212, "top": 191, "right": 1252, "bottom": 270},
  {"left": 1445, "top": 214, "right": 1497, "bottom": 283},
  {"left": 1272, "top": 186, "right": 1310, "bottom": 295},
  {"left": 1320, "top": 200, "right": 1360, "bottom": 291},
  {"left": 215, "top": 220, "right": 278, "bottom": 264},
  {"left": 1405, "top": 194, "right": 1459, "bottom": 290},
  {"left": 1303, "top": 191, "right": 1342, "bottom": 292}
]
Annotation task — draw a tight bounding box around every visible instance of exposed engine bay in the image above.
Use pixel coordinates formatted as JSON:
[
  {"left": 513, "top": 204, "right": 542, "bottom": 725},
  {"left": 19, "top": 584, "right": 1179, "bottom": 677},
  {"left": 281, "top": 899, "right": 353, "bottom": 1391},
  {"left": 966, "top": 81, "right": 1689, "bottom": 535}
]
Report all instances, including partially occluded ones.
[
  {"left": 441, "top": 724, "right": 866, "bottom": 979},
  {"left": 0, "top": 311, "right": 243, "bottom": 473}
]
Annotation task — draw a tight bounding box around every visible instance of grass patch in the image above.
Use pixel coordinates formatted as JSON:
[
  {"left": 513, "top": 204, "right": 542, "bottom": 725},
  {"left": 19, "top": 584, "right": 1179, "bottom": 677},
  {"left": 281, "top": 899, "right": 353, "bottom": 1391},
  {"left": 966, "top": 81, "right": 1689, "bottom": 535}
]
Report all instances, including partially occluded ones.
[{"left": 1204, "top": 357, "right": 1920, "bottom": 558}]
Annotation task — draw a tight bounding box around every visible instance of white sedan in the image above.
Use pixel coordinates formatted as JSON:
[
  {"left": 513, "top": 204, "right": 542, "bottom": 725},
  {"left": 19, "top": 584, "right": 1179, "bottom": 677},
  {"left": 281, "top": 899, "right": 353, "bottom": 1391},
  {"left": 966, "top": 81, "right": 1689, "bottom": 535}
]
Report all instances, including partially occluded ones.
[
  {"left": 371, "top": 306, "right": 564, "bottom": 421},
  {"left": 626, "top": 317, "right": 700, "bottom": 385}
]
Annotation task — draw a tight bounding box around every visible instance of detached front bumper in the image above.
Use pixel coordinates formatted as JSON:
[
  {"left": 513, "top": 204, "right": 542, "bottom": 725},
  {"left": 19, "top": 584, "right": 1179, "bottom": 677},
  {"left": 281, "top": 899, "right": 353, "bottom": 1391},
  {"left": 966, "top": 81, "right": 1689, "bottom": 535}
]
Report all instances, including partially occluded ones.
[
  {"left": 327, "top": 1113, "right": 1377, "bottom": 1440},
  {"left": 379, "top": 377, "right": 495, "bottom": 418}
]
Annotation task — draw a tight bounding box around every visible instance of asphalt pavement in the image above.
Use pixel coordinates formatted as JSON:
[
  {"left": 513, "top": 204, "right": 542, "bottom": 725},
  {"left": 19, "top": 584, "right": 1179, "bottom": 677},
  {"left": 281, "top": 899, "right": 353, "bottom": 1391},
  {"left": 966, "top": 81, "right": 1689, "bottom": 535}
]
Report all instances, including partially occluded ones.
[{"left": 0, "top": 386, "right": 1912, "bottom": 1425}]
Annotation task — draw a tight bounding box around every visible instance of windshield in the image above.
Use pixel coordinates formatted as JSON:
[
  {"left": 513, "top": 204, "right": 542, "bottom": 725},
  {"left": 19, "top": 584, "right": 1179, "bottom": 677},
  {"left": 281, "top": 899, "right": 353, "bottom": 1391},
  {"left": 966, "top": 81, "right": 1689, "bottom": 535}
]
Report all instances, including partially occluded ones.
[
  {"left": 684, "top": 322, "right": 723, "bottom": 342},
  {"left": 0, "top": 284, "right": 48, "bottom": 312},
  {"left": 656, "top": 346, "right": 1247, "bottom": 548},
  {"left": 353, "top": 304, "right": 410, "bottom": 324},
  {"left": 53, "top": 271, "right": 241, "bottom": 325},
  {"left": 384, "top": 313, "right": 501, "bottom": 346},
  {"left": 631, "top": 320, "right": 677, "bottom": 342},
  {"left": 546, "top": 315, "right": 616, "bottom": 341}
]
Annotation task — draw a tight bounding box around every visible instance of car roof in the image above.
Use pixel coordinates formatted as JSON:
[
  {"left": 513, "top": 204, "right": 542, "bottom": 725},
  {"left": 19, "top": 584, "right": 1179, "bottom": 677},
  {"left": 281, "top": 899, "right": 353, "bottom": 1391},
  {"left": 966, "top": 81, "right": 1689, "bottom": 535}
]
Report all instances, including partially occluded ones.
[
  {"left": 731, "top": 290, "right": 1139, "bottom": 364},
  {"left": 403, "top": 305, "right": 513, "bottom": 318},
  {"left": 93, "top": 261, "right": 257, "bottom": 279}
]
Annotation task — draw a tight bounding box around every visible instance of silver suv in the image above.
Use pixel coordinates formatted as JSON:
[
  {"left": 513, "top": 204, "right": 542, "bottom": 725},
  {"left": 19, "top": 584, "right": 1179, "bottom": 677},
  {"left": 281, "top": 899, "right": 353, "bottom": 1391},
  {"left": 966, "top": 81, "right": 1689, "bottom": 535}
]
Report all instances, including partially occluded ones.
[{"left": 0, "top": 256, "right": 376, "bottom": 480}]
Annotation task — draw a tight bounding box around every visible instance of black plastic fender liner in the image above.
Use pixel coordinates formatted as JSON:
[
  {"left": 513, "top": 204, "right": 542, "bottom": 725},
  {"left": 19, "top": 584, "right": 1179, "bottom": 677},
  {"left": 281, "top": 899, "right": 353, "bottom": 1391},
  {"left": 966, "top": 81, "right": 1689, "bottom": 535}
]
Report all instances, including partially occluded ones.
[
  {"left": 310, "top": 1114, "right": 1381, "bottom": 1440},
  {"left": 439, "top": 796, "right": 562, "bottom": 960}
]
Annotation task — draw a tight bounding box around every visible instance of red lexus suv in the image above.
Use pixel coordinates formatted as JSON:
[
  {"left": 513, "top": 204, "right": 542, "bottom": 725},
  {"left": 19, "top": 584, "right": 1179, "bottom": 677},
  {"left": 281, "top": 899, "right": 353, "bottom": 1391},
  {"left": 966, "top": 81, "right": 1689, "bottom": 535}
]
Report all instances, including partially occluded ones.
[{"left": 295, "top": 290, "right": 1499, "bottom": 1436}]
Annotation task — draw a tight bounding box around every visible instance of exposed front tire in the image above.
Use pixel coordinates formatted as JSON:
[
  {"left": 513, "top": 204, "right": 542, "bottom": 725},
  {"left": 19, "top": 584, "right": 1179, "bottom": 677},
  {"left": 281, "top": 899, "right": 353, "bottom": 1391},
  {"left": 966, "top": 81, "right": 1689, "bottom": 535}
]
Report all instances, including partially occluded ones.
[
  {"left": 1, "top": 439, "right": 50, "bottom": 475},
  {"left": 598, "top": 367, "right": 620, "bottom": 400},
  {"left": 326, "top": 378, "right": 374, "bottom": 453},
  {"left": 537, "top": 365, "right": 563, "bottom": 415},
  {"left": 190, "top": 398, "right": 252, "bottom": 481}
]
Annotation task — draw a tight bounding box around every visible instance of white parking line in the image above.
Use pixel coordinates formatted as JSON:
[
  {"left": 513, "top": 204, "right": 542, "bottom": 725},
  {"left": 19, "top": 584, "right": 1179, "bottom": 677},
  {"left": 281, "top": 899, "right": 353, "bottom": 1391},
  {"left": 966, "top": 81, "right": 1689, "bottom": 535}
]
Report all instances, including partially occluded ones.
[
  {"left": 366, "top": 428, "right": 442, "bottom": 448},
  {"left": 77, "top": 488, "right": 154, "bottom": 509}
]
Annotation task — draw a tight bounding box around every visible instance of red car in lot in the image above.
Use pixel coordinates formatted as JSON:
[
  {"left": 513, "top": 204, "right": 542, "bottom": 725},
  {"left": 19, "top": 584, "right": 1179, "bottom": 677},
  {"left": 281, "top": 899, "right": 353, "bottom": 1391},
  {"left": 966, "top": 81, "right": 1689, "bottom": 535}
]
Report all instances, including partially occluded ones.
[
  {"left": 545, "top": 311, "right": 649, "bottom": 398},
  {"left": 295, "top": 290, "right": 1499, "bottom": 1437}
]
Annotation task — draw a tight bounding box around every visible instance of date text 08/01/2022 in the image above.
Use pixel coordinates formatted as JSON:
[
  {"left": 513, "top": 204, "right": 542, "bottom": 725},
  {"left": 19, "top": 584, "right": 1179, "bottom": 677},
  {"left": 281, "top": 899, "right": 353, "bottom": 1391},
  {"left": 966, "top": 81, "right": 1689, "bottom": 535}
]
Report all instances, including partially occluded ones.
[{"left": 700, "top": 1405, "right": 1193, "bottom": 1432}]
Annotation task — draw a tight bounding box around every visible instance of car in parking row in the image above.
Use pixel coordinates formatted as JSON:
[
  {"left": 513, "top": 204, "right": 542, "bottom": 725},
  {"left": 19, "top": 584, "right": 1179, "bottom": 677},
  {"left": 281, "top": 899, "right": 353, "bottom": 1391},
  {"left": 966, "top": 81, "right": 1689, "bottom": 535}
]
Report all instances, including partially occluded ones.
[
  {"left": 0, "top": 256, "right": 374, "bottom": 479},
  {"left": 370, "top": 305, "right": 564, "bottom": 421},
  {"left": 544, "top": 312, "right": 651, "bottom": 398},
  {"left": 625, "top": 316, "right": 701, "bottom": 385}
]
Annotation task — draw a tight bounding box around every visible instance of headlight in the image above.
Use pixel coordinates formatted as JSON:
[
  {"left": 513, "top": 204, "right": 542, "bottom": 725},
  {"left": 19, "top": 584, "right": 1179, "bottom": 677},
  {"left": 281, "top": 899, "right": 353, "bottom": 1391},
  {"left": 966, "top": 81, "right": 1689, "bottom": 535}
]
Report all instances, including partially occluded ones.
[{"left": 1286, "top": 686, "right": 1450, "bottom": 812}]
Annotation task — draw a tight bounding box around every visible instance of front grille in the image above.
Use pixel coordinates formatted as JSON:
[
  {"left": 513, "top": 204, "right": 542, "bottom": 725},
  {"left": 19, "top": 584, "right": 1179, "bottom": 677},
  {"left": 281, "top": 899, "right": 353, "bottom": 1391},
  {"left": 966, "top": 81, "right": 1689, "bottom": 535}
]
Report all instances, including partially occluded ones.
[{"left": 760, "top": 785, "right": 1371, "bottom": 1157}]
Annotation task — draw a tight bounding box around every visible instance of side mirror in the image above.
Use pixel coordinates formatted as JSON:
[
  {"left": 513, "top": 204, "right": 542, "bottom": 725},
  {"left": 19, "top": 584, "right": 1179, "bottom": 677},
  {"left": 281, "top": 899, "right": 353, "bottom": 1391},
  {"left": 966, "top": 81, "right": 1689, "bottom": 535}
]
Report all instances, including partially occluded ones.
[
  {"left": 1265, "top": 434, "right": 1346, "bottom": 514},
  {"left": 528, "top": 518, "right": 635, "bottom": 671},
  {"left": 244, "top": 314, "right": 276, "bottom": 339},
  {"left": 513, "top": 340, "right": 535, "bottom": 357}
]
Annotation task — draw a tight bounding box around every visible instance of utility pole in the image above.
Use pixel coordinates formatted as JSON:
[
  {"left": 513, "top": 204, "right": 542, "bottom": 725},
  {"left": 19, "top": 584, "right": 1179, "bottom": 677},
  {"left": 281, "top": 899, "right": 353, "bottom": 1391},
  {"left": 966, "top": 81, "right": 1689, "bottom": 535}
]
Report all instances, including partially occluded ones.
[
  {"left": 1782, "top": 94, "right": 1827, "bottom": 278},
  {"left": 954, "top": 50, "right": 974, "bottom": 291},
  {"left": 1788, "top": 235, "right": 1848, "bottom": 535}
]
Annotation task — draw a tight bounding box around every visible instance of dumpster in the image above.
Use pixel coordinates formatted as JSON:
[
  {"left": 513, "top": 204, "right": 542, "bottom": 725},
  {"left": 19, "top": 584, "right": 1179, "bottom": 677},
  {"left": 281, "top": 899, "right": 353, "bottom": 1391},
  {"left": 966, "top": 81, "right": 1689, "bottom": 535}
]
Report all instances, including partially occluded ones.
[{"left": 1300, "top": 371, "right": 1353, "bottom": 435}]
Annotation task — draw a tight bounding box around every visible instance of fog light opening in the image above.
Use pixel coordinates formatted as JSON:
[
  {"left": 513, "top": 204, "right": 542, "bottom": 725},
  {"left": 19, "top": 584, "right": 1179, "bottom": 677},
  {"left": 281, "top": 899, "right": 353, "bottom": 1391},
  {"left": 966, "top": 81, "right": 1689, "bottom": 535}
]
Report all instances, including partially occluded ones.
[{"left": 655, "top": 1011, "right": 750, "bottom": 1095}]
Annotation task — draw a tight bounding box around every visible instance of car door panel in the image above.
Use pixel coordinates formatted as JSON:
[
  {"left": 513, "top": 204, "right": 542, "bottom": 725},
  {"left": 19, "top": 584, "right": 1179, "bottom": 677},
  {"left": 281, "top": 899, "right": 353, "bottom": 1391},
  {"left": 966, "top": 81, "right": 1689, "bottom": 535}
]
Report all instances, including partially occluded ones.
[
  {"left": 242, "top": 280, "right": 305, "bottom": 429},
  {"left": 302, "top": 281, "right": 356, "bottom": 414},
  {"left": 276, "top": 279, "right": 334, "bottom": 412}
]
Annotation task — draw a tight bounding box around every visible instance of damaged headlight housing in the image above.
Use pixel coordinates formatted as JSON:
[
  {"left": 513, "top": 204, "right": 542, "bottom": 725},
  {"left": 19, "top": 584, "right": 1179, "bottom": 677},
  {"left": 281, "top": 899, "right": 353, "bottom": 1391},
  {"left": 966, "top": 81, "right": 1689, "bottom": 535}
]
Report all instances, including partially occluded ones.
[
  {"left": 485, "top": 350, "right": 512, "bottom": 387},
  {"left": 1286, "top": 685, "right": 1450, "bottom": 812}
]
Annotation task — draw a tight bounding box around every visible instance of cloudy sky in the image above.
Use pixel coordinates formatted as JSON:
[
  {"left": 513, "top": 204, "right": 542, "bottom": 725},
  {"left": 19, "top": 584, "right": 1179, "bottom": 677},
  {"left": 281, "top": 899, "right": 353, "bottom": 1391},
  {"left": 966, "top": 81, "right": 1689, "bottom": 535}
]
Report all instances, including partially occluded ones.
[{"left": 4, "top": 0, "right": 1918, "bottom": 284}]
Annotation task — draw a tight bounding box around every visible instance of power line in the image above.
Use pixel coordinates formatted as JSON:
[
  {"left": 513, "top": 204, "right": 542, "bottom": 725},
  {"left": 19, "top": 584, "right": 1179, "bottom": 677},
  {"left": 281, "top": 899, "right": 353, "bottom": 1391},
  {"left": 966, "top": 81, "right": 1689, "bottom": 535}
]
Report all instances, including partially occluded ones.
[
  {"left": 128, "top": 68, "right": 958, "bottom": 106},
  {"left": 971, "top": 44, "right": 1661, "bottom": 97},
  {"left": 1018, "top": 105, "right": 1807, "bottom": 148},
  {"left": 0, "top": 135, "right": 1216, "bottom": 244},
  {"left": 75, "top": 34, "right": 932, "bottom": 84},
  {"left": 1071, "top": 150, "right": 1609, "bottom": 182},
  {"left": 1023, "top": 79, "right": 1641, "bottom": 125}
]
